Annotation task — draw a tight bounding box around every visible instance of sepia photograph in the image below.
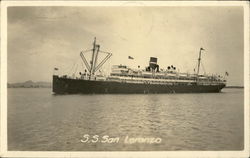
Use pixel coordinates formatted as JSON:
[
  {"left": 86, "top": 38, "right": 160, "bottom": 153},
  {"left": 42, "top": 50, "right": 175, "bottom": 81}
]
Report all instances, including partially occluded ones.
[{"left": 0, "top": 1, "right": 249, "bottom": 157}]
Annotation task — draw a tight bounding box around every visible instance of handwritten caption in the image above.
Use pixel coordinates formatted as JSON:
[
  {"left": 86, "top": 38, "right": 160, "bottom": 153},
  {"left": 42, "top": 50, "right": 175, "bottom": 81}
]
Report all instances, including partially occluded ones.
[{"left": 80, "top": 134, "right": 162, "bottom": 144}]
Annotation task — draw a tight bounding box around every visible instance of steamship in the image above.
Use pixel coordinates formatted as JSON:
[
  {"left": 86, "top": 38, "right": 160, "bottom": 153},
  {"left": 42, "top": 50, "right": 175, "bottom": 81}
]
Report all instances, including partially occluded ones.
[{"left": 52, "top": 38, "right": 227, "bottom": 94}]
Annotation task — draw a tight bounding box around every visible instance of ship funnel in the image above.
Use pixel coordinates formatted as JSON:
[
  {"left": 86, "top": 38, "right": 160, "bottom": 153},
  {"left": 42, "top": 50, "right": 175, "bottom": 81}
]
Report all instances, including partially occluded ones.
[
  {"left": 147, "top": 57, "right": 159, "bottom": 72},
  {"left": 150, "top": 57, "right": 157, "bottom": 65}
]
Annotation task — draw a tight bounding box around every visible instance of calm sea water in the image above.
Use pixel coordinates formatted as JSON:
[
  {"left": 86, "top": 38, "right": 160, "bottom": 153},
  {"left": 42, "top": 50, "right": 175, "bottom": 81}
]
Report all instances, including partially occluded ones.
[{"left": 8, "top": 88, "right": 244, "bottom": 151}]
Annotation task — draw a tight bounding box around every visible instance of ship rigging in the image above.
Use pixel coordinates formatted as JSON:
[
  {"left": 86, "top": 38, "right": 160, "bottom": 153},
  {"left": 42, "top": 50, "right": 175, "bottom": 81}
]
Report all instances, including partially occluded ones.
[{"left": 79, "top": 37, "right": 112, "bottom": 80}]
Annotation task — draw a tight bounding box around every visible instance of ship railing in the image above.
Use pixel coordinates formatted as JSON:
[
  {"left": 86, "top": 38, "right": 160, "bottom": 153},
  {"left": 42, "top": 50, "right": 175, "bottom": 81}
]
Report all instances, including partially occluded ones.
[
  {"left": 109, "top": 73, "right": 226, "bottom": 85},
  {"left": 111, "top": 71, "right": 225, "bottom": 81},
  {"left": 111, "top": 73, "right": 203, "bottom": 81},
  {"left": 107, "top": 76, "right": 226, "bottom": 86}
]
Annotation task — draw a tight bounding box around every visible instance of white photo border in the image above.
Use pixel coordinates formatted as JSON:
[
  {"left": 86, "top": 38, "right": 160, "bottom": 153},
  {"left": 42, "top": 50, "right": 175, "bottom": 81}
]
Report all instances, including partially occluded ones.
[{"left": 1, "top": 1, "right": 249, "bottom": 157}]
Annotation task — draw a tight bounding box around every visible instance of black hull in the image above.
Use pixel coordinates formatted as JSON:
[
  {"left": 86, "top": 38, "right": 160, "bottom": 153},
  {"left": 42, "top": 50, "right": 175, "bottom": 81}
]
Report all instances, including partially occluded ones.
[{"left": 53, "top": 75, "right": 226, "bottom": 94}]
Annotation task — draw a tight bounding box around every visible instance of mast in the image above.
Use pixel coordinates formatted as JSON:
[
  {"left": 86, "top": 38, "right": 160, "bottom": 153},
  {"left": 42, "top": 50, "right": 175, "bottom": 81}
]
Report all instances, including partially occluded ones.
[
  {"left": 197, "top": 47, "right": 204, "bottom": 78},
  {"left": 93, "top": 44, "right": 100, "bottom": 73},
  {"left": 90, "top": 37, "right": 97, "bottom": 79}
]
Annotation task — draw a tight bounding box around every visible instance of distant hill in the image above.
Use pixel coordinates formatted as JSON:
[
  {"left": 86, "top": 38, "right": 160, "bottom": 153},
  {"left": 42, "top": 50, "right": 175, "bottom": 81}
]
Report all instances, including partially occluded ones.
[{"left": 8, "top": 80, "right": 51, "bottom": 88}]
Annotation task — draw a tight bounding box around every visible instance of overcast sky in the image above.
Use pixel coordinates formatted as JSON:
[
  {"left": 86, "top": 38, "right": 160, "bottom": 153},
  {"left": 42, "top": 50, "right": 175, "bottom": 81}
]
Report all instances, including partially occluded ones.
[{"left": 7, "top": 6, "right": 244, "bottom": 86}]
